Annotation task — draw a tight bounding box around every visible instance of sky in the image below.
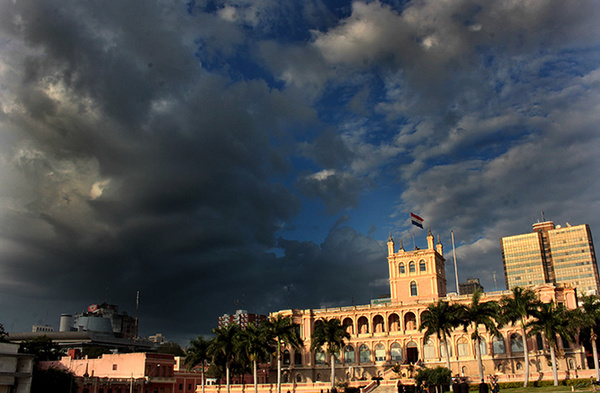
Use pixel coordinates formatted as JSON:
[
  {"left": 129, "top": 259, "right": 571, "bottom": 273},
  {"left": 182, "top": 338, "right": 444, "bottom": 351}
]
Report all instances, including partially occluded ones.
[{"left": 1, "top": 0, "right": 599, "bottom": 345}]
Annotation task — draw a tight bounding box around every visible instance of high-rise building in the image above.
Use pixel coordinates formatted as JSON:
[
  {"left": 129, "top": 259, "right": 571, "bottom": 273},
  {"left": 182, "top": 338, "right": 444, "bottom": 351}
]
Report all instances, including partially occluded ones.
[
  {"left": 501, "top": 221, "right": 599, "bottom": 295},
  {"left": 459, "top": 277, "right": 484, "bottom": 295},
  {"left": 218, "top": 310, "right": 267, "bottom": 328}
]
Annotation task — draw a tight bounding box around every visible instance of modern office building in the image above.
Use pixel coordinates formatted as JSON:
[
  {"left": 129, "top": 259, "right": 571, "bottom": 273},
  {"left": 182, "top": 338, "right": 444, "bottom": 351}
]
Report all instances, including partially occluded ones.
[
  {"left": 218, "top": 310, "right": 267, "bottom": 329},
  {"left": 501, "top": 221, "right": 599, "bottom": 295},
  {"left": 458, "top": 278, "right": 484, "bottom": 295}
]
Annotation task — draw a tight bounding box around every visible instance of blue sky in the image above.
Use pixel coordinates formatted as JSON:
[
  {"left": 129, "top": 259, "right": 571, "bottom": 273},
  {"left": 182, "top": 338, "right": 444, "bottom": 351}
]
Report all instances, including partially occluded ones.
[{"left": 0, "top": 0, "right": 599, "bottom": 344}]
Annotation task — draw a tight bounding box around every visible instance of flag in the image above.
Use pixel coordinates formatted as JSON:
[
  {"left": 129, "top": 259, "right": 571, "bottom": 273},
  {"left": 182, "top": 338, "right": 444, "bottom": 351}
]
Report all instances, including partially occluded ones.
[{"left": 410, "top": 212, "right": 424, "bottom": 229}]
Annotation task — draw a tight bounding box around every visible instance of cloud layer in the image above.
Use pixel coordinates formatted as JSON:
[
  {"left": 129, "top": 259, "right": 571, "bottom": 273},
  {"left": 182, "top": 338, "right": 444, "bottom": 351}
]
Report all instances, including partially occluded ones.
[{"left": 1, "top": 0, "right": 599, "bottom": 343}]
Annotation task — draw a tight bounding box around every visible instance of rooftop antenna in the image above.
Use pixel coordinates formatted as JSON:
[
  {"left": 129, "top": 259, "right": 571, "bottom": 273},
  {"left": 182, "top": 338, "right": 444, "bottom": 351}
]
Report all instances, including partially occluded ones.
[
  {"left": 452, "top": 230, "right": 460, "bottom": 295},
  {"left": 541, "top": 210, "right": 546, "bottom": 222}
]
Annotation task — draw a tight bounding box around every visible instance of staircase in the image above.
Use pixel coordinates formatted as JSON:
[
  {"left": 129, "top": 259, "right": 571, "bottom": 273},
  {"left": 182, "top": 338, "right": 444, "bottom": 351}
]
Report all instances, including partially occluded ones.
[{"left": 369, "top": 383, "right": 398, "bottom": 393}]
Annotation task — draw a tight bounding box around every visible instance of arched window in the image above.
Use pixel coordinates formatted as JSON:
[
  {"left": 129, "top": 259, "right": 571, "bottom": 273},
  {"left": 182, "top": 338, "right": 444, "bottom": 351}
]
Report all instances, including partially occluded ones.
[
  {"left": 359, "top": 345, "right": 371, "bottom": 363},
  {"left": 423, "top": 339, "right": 435, "bottom": 359},
  {"left": 344, "top": 345, "right": 355, "bottom": 364},
  {"left": 510, "top": 334, "right": 524, "bottom": 353},
  {"left": 410, "top": 281, "right": 418, "bottom": 297},
  {"left": 373, "top": 315, "right": 384, "bottom": 333},
  {"left": 479, "top": 338, "right": 487, "bottom": 356},
  {"left": 296, "top": 374, "right": 302, "bottom": 383},
  {"left": 284, "top": 350, "right": 291, "bottom": 365},
  {"left": 493, "top": 337, "right": 506, "bottom": 355},
  {"left": 343, "top": 318, "right": 354, "bottom": 335},
  {"left": 406, "top": 341, "right": 419, "bottom": 363},
  {"left": 399, "top": 263, "right": 405, "bottom": 274},
  {"left": 516, "top": 362, "right": 523, "bottom": 371},
  {"left": 409, "top": 261, "right": 416, "bottom": 273},
  {"left": 315, "top": 348, "right": 325, "bottom": 365},
  {"left": 295, "top": 351, "right": 302, "bottom": 365},
  {"left": 440, "top": 342, "right": 452, "bottom": 358},
  {"left": 497, "top": 364, "right": 504, "bottom": 373},
  {"left": 419, "top": 260, "right": 426, "bottom": 272},
  {"left": 388, "top": 314, "right": 400, "bottom": 332},
  {"left": 358, "top": 316, "right": 369, "bottom": 334},
  {"left": 404, "top": 312, "right": 417, "bottom": 330},
  {"left": 390, "top": 342, "right": 402, "bottom": 362},
  {"left": 568, "top": 358, "right": 575, "bottom": 370},
  {"left": 457, "top": 337, "right": 469, "bottom": 357},
  {"left": 375, "top": 344, "right": 386, "bottom": 362},
  {"left": 536, "top": 333, "right": 544, "bottom": 350}
]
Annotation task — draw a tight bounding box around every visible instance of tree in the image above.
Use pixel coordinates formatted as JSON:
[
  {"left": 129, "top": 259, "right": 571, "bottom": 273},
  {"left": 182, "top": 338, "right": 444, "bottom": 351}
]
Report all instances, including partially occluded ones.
[
  {"left": 157, "top": 342, "right": 186, "bottom": 356},
  {"left": 310, "top": 318, "right": 350, "bottom": 390},
  {"left": 19, "top": 335, "right": 62, "bottom": 362},
  {"left": 419, "top": 300, "right": 463, "bottom": 371},
  {"left": 500, "top": 287, "right": 540, "bottom": 387},
  {"left": 186, "top": 336, "right": 212, "bottom": 393},
  {"left": 415, "top": 366, "right": 452, "bottom": 393},
  {"left": 208, "top": 324, "right": 241, "bottom": 393},
  {"left": 237, "top": 322, "right": 273, "bottom": 393},
  {"left": 527, "top": 301, "right": 577, "bottom": 386},
  {"left": 266, "top": 314, "right": 304, "bottom": 393},
  {"left": 460, "top": 289, "right": 501, "bottom": 382},
  {"left": 577, "top": 294, "right": 600, "bottom": 382}
]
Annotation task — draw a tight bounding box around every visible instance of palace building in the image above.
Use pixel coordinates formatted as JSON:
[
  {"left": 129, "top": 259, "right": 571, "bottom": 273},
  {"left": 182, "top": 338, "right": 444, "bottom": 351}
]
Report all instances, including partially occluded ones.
[{"left": 272, "top": 228, "right": 585, "bottom": 385}]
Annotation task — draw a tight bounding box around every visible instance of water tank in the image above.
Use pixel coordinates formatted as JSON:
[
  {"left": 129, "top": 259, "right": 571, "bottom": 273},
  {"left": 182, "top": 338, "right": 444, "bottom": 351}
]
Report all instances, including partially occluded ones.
[{"left": 59, "top": 314, "right": 72, "bottom": 332}]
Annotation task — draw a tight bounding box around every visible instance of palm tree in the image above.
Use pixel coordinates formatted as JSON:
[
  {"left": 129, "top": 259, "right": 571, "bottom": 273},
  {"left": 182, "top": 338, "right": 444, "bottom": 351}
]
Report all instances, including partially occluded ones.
[
  {"left": 460, "top": 289, "right": 501, "bottom": 382},
  {"left": 576, "top": 295, "right": 600, "bottom": 382},
  {"left": 500, "top": 287, "right": 540, "bottom": 387},
  {"left": 527, "top": 301, "right": 577, "bottom": 386},
  {"left": 208, "top": 324, "right": 241, "bottom": 393},
  {"left": 267, "top": 314, "right": 304, "bottom": 393},
  {"left": 310, "top": 318, "right": 350, "bottom": 390},
  {"left": 237, "top": 321, "right": 274, "bottom": 393},
  {"left": 419, "top": 300, "right": 463, "bottom": 371},
  {"left": 185, "top": 336, "right": 212, "bottom": 393}
]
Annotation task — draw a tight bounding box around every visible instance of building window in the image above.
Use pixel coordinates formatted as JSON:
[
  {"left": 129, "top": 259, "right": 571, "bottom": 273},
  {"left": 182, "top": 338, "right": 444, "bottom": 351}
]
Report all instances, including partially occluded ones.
[
  {"left": 410, "top": 281, "right": 418, "bottom": 297},
  {"left": 294, "top": 351, "right": 302, "bottom": 365},
  {"left": 296, "top": 374, "right": 302, "bottom": 383},
  {"left": 423, "top": 340, "right": 435, "bottom": 359},
  {"left": 344, "top": 345, "right": 355, "bottom": 364},
  {"left": 409, "top": 262, "right": 416, "bottom": 273},
  {"left": 516, "top": 362, "right": 523, "bottom": 371},
  {"left": 315, "top": 348, "right": 325, "bottom": 365},
  {"left": 479, "top": 338, "right": 487, "bottom": 356},
  {"left": 493, "top": 337, "right": 505, "bottom": 355},
  {"left": 536, "top": 333, "right": 544, "bottom": 350},
  {"left": 358, "top": 316, "right": 369, "bottom": 334},
  {"left": 359, "top": 345, "right": 371, "bottom": 363},
  {"left": 457, "top": 337, "right": 469, "bottom": 357},
  {"left": 283, "top": 350, "right": 290, "bottom": 365},
  {"left": 399, "top": 263, "right": 405, "bottom": 274},
  {"left": 375, "top": 344, "right": 386, "bottom": 362},
  {"left": 419, "top": 260, "right": 426, "bottom": 272},
  {"left": 510, "top": 334, "right": 524, "bottom": 353},
  {"left": 113, "top": 364, "right": 118, "bottom": 370},
  {"left": 440, "top": 342, "right": 452, "bottom": 358},
  {"left": 373, "top": 315, "right": 384, "bottom": 333},
  {"left": 391, "top": 342, "right": 402, "bottom": 362}
]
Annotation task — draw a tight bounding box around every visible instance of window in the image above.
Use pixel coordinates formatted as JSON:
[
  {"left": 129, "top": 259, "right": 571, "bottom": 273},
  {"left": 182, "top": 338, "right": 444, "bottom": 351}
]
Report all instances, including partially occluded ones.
[
  {"left": 409, "top": 262, "right": 416, "bottom": 273},
  {"left": 510, "top": 334, "right": 524, "bottom": 353},
  {"left": 315, "top": 348, "right": 325, "bottom": 365},
  {"left": 344, "top": 345, "right": 355, "bottom": 364},
  {"left": 536, "top": 333, "right": 544, "bottom": 350},
  {"left": 358, "top": 316, "right": 369, "bottom": 334},
  {"left": 373, "top": 315, "right": 384, "bottom": 333},
  {"left": 516, "top": 362, "right": 523, "bottom": 371},
  {"left": 479, "top": 338, "right": 487, "bottom": 355},
  {"left": 457, "top": 337, "right": 469, "bottom": 357},
  {"left": 423, "top": 340, "right": 435, "bottom": 359},
  {"left": 113, "top": 364, "right": 118, "bottom": 370},
  {"left": 391, "top": 342, "right": 402, "bottom": 362},
  {"left": 283, "top": 350, "right": 290, "bottom": 365},
  {"left": 493, "top": 337, "right": 505, "bottom": 355},
  {"left": 419, "top": 260, "right": 426, "bottom": 272},
  {"left": 359, "top": 345, "right": 371, "bottom": 363},
  {"left": 399, "top": 263, "right": 405, "bottom": 274},
  {"left": 296, "top": 374, "right": 302, "bottom": 383},
  {"left": 440, "top": 342, "right": 452, "bottom": 358},
  {"left": 375, "top": 344, "right": 386, "bottom": 361},
  {"left": 294, "top": 351, "right": 302, "bottom": 365},
  {"left": 410, "top": 281, "right": 418, "bottom": 297}
]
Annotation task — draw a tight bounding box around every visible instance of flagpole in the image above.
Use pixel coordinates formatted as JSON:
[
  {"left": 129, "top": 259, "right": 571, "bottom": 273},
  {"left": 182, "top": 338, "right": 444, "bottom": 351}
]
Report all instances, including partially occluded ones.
[{"left": 452, "top": 230, "right": 460, "bottom": 295}]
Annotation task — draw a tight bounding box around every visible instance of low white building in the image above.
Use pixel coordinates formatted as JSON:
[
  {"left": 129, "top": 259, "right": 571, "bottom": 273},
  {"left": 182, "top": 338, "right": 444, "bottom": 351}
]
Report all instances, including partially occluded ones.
[{"left": 0, "top": 342, "right": 33, "bottom": 393}]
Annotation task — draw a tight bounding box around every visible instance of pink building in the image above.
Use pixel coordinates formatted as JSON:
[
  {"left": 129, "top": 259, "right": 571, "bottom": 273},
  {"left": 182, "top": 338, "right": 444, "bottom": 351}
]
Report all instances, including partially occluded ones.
[{"left": 41, "top": 352, "right": 203, "bottom": 393}]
